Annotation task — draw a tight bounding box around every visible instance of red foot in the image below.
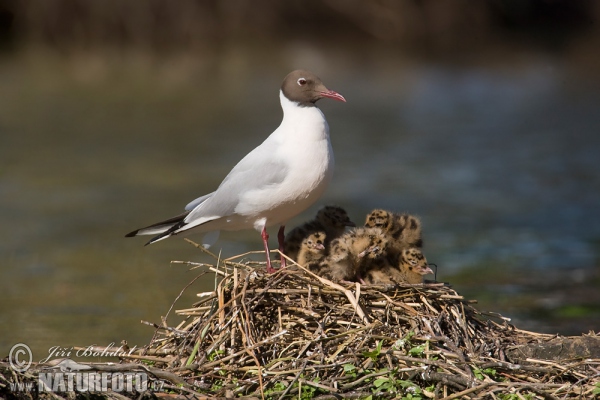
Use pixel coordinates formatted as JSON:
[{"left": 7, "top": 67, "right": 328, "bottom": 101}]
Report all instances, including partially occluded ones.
[{"left": 261, "top": 227, "right": 276, "bottom": 273}]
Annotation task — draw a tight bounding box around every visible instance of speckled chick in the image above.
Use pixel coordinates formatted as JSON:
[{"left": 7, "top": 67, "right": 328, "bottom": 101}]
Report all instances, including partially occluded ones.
[
  {"left": 363, "top": 247, "right": 432, "bottom": 284},
  {"left": 364, "top": 209, "right": 397, "bottom": 232},
  {"left": 394, "top": 213, "right": 423, "bottom": 249},
  {"left": 297, "top": 231, "right": 327, "bottom": 273},
  {"left": 284, "top": 205, "right": 355, "bottom": 261},
  {"left": 321, "top": 227, "right": 388, "bottom": 282},
  {"left": 397, "top": 247, "right": 433, "bottom": 283},
  {"left": 364, "top": 209, "right": 423, "bottom": 249},
  {"left": 364, "top": 209, "right": 424, "bottom": 272}
]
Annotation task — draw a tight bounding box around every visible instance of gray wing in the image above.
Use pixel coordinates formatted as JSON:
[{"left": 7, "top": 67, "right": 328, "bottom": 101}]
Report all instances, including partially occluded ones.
[
  {"left": 184, "top": 141, "right": 289, "bottom": 227},
  {"left": 185, "top": 192, "right": 215, "bottom": 211}
]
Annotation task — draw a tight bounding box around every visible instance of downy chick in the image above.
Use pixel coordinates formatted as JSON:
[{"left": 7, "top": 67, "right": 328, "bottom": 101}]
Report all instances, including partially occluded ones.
[
  {"left": 297, "top": 231, "right": 327, "bottom": 273},
  {"left": 365, "top": 209, "right": 423, "bottom": 249},
  {"left": 397, "top": 247, "right": 433, "bottom": 283},
  {"left": 363, "top": 247, "right": 432, "bottom": 285},
  {"left": 394, "top": 213, "right": 423, "bottom": 249},
  {"left": 284, "top": 205, "right": 355, "bottom": 261},
  {"left": 321, "top": 227, "right": 388, "bottom": 282},
  {"left": 364, "top": 209, "right": 397, "bottom": 232},
  {"left": 364, "top": 209, "right": 423, "bottom": 269}
]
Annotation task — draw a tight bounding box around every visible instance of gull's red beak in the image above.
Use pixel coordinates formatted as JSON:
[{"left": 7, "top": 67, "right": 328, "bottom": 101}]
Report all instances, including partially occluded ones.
[{"left": 320, "top": 89, "right": 346, "bottom": 102}]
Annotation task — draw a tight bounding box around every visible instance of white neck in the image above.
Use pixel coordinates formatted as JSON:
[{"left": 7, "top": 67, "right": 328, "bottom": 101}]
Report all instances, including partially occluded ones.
[{"left": 277, "top": 90, "right": 329, "bottom": 141}]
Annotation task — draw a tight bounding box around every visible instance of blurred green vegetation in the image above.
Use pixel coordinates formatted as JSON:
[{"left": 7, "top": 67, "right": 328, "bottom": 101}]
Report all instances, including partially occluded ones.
[
  {"left": 450, "top": 262, "right": 600, "bottom": 334},
  {"left": 0, "top": 0, "right": 598, "bottom": 55}
]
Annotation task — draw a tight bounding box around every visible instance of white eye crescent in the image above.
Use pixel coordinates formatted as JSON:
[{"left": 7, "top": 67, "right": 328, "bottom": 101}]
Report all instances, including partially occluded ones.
[{"left": 297, "top": 78, "right": 307, "bottom": 86}]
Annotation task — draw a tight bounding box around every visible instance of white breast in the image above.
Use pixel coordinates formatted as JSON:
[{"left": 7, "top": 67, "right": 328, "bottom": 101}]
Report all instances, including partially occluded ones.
[{"left": 238, "top": 92, "right": 335, "bottom": 229}]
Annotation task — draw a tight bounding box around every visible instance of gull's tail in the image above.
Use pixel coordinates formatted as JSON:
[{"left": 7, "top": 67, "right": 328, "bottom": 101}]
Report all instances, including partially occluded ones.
[{"left": 125, "top": 212, "right": 189, "bottom": 245}]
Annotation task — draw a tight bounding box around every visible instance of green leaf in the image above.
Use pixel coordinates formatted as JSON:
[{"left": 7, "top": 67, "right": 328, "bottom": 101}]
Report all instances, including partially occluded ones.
[
  {"left": 473, "top": 367, "right": 498, "bottom": 380},
  {"left": 363, "top": 341, "right": 384, "bottom": 361},
  {"left": 373, "top": 377, "right": 389, "bottom": 387},
  {"left": 207, "top": 349, "right": 225, "bottom": 362},
  {"left": 343, "top": 364, "right": 356, "bottom": 373},
  {"left": 408, "top": 344, "right": 425, "bottom": 356}
]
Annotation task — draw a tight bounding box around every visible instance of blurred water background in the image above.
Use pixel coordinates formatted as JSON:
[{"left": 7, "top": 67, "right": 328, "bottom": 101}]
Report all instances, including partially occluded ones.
[{"left": 1, "top": 1, "right": 599, "bottom": 360}]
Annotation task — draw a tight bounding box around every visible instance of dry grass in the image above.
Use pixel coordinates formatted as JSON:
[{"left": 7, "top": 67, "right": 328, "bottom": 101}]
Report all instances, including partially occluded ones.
[
  {"left": 133, "top": 239, "right": 600, "bottom": 399},
  {"left": 2, "top": 238, "right": 598, "bottom": 399}
]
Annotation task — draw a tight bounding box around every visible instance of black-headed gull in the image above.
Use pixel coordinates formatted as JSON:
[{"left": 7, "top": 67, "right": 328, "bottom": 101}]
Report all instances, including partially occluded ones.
[{"left": 126, "top": 70, "right": 346, "bottom": 273}]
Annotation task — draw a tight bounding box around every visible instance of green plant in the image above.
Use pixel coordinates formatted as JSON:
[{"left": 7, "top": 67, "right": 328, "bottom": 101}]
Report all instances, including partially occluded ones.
[
  {"left": 299, "top": 380, "right": 318, "bottom": 400},
  {"left": 392, "top": 331, "right": 415, "bottom": 351},
  {"left": 592, "top": 382, "right": 600, "bottom": 396},
  {"left": 343, "top": 363, "right": 357, "bottom": 378},
  {"left": 207, "top": 349, "right": 225, "bottom": 362},
  {"left": 363, "top": 340, "right": 384, "bottom": 362},
  {"left": 371, "top": 371, "right": 423, "bottom": 399},
  {"left": 408, "top": 344, "right": 426, "bottom": 357},
  {"left": 398, "top": 380, "right": 423, "bottom": 400},
  {"left": 264, "top": 381, "right": 287, "bottom": 398},
  {"left": 210, "top": 380, "right": 224, "bottom": 392},
  {"left": 394, "top": 331, "right": 429, "bottom": 358},
  {"left": 372, "top": 376, "right": 395, "bottom": 396},
  {"left": 473, "top": 367, "right": 497, "bottom": 380}
]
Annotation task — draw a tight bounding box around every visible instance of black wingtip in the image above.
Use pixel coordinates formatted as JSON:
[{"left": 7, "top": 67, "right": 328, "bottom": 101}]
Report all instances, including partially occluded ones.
[
  {"left": 145, "top": 230, "right": 171, "bottom": 246},
  {"left": 125, "top": 230, "right": 138, "bottom": 238},
  {"left": 144, "top": 235, "right": 160, "bottom": 246}
]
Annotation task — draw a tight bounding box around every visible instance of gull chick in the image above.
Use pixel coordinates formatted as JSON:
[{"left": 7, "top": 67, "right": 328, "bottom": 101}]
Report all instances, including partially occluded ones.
[
  {"left": 364, "top": 247, "right": 433, "bottom": 285},
  {"left": 364, "top": 209, "right": 423, "bottom": 271},
  {"left": 364, "top": 209, "right": 423, "bottom": 249},
  {"left": 284, "top": 205, "right": 355, "bottom": 261},
  {"left": 394, "top": 213, "right": 423, "bottom": 249},
  {"left": 321, "top": 227, "right": 388, "bottom": 282},
  {"left": 397, "top": 247, "right": 433, "bottom": 284},
  {"left": 364, "top": 209, "right": 396, "bottom": 232},
  {"left": 296, "top": 231, "right": 327, "bottom": 273},
  {"left": 126, "top": 70, "right": 346, "bottom": 273}
]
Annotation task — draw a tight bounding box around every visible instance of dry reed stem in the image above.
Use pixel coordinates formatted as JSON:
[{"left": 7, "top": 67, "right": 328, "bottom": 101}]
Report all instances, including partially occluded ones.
[{"left": 29, "top": 240, "right": 590, "bottom": 399}]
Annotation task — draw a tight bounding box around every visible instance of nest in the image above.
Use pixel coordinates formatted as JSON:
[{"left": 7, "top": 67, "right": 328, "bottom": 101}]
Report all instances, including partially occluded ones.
[
  {"left": 135, "top": 239, "right": 600, "bottom": 399},
  {"left": 3, "top": 238, "right": 597, "bottom": 399}
]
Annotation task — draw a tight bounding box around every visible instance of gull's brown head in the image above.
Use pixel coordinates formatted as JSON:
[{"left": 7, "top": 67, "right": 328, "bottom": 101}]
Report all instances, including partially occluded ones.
[{"left": 281, "top": 69, "right": 346, "bottom": 106}]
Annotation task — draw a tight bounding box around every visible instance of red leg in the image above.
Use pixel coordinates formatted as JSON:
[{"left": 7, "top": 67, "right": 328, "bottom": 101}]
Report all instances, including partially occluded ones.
[
  {"left": 277, "top": 225, "right": 286, "bottom": 268},
  {"left": 261, "top": 227, "right": 275, "bottom": 273}
]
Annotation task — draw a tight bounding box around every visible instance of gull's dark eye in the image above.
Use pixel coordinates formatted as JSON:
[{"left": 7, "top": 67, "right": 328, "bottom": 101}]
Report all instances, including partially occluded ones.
[{"left": 297, "top": 78, "right": 307, "bottom": 86}]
